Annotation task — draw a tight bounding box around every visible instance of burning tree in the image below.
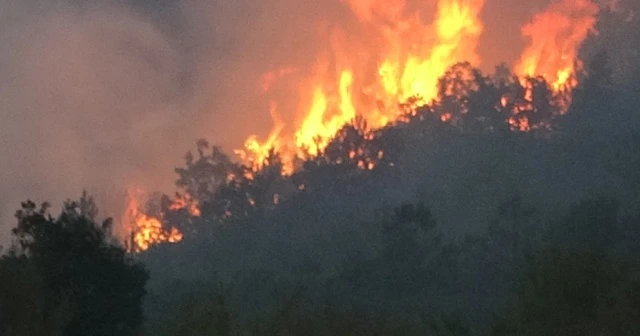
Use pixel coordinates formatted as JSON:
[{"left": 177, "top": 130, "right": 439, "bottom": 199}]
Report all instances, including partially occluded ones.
[{"left": 122, "top": 188, "right": 184, "bottom": 253}]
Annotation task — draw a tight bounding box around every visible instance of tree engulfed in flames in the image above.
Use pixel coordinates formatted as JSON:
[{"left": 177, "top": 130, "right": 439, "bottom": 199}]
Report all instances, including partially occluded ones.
[
  {"left": 239, "top": 0, "right": 600, "bottom": 171},
  {"left": 122, "top": 188, "right": 200, "bottom": 252}
]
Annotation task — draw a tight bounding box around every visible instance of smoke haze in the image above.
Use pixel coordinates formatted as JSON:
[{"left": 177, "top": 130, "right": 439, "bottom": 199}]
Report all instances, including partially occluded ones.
[{"left": 0, "top": 1, "right": 190, "bottom": 240}]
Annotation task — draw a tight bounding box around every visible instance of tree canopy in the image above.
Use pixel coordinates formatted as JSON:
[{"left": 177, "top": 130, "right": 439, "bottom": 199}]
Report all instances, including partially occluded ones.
[{"left": 0, "top": 193, "right": 149, "bottom": 336}]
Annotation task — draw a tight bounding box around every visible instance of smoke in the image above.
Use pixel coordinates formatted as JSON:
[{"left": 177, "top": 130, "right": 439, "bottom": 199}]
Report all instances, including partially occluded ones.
[{"left": 0, "top": 1, "right": 188, "bottom": 241}]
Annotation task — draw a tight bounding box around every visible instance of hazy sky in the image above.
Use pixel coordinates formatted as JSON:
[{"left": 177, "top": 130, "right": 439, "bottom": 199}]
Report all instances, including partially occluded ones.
[{"left": 0, "top": 0, "right": 619, "bottom": 242}]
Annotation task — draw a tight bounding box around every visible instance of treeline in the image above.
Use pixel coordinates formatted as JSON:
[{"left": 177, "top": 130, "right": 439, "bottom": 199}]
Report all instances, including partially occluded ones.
[
  {"left": 2, "top": 195, "right": 640, "bottom": 335},
  {"left": 158, "top": 61, "right": 572, "bottom": 234},
  {"left": 141, "top": 53, "right": 640, "bottom": 335},
  {"left": 1, "top": 53, "right": 640, "bottom": 335},
  {"left": 0, "top": 194, "right": 148, "bottom": 336},
  {"left": 154, "top": 54, "right": 623, "bottom": 236},
  {"left": 154, "top": 197, "right": 640, "bottom": 335}
]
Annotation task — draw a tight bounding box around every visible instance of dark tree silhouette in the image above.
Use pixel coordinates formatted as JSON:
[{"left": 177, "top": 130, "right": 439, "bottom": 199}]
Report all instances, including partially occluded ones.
[
  {"left": 562, "top": 50, "right": 616, "bottom": 137},
  {"left": 0, "top": 254, "right": 70, "bottom": 336},
  {"left": 0, "top": 193, "right": 149, "bottom": 336},
  {"left": 435, "top": 62, "right": 485, "bottom": 128},
  {"left": 171, "top": 140, "right": 292, "bottom": 228},
  {"left": 571, "top": 50, "right": 615, "bottom": 114},
  {"left": 175, "top": 139, "right": 243, "bottom": 209},
  {"left": 429, "top": 62, "right": 562, "bottom": 134}
]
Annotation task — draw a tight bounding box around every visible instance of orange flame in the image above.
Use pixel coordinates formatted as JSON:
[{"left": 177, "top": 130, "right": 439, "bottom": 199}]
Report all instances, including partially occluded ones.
[
  {"left": 224, "top": 1, "right": 603, "bottom": 169},
  {"left": 242, "top": 0, "right": 487, "bottom": 167},
  {"left": 235, "top": 102, "right": 293, "bottom": 173},
  {"left": 515, "top": 0, "right": 599, "bottom": 92},
  {"left": 239, "top": 0, "right": 601, "bottom": 167},
  {"left": 122, "top": 188, "right": 184, "bottom": 252},
  {"left": 168, "top": 193, "right": 202, "bottom": 217},
  {"left": 295, "top": 0, "right": 485, "bottom": 152}
]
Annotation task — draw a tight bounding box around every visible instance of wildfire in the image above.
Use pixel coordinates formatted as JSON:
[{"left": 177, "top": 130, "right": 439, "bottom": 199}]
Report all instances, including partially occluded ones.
[
  {"left": 238, "top": 0, "right": 599, "bottom": 171},
  {"left": 514, "top": 0, "right": 599, "bottom": 92},
  {"left": 126, "top": 0, "right": 603, "bottom": 251},
  {"left": 122, "top": 188, "right": 186, "bottom": 252},
  {"left": 294, "top": 0, "right": 485, "bottom": 155},
  {"left": 241, "top": 0, "right": 486, "bottom": 169}
]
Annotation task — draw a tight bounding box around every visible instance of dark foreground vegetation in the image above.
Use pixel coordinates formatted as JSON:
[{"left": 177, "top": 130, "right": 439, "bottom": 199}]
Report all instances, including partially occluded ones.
[{"left": 2, "top": 12, "right": 640, "bottom": 335}]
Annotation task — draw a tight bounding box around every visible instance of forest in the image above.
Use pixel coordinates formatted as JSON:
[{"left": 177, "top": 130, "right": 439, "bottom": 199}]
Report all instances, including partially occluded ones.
[{"left": 2, "top": 7, "right": 640, "bottom": 336}]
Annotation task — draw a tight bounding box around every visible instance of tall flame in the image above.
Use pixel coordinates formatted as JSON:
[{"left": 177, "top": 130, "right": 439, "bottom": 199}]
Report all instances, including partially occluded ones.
[
  {"left": 295, "top": 0, "right": 485, "bottom": 154},
  {"left": 242, "top": 0, "right": 487, "bottom": 167},
  {"left": 241, "top": 0, "right": 600, "bottom": 168},
  {"left": 515, "top": 0, "right": 599, "bottom": 91}
]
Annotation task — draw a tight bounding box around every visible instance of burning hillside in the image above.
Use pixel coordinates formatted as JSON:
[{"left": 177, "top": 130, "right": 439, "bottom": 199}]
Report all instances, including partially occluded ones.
[
  {"left": 238, "top": 0, "right": 598, "bottom": 170},
  {"left": 124, "top": 0, "right": 601, "bottom": 252}
]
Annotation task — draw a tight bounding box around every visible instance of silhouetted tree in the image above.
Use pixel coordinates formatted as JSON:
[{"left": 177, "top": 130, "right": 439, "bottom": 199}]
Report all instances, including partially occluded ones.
[
  {"left": 288, "top": 116, "right": 399, "bottom": 198},
  {"left": 175, "top": 139, "right": 243, "bottom": 209},
  {"left": 172, "top": 141, "right": 292, "bottom": 227},
  {"left": 435, "top": 62, "right": 482, "bottom": 127},
  {"left": 0, "top": 193, "right": 149, "bottom": 336},
  {"left": 571, "top": 50, "right": 615, "bottom": 114},
  {"left": 0, "top": 255, "right": 71, "bottom": 336},
  {"left": 324, "top": 117, "right": 384, "bottom": 168}
]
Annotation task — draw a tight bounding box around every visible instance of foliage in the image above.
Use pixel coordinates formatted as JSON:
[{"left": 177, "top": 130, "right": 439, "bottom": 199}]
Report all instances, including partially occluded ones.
[
  {"left": 494, "top": 248, "right": 640, "bottom": 336},
  {"left": 0, "top": 192, "right": 149, "bottom": 336},
  {"left": 490, "top": 196, "right": 638, "bottom": 335},
  {"left": 175, "top": 139, "right": 241, "bottom": 205},
  {"left": 0, "top": 255, "right": 71, "bottom": 336}
]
